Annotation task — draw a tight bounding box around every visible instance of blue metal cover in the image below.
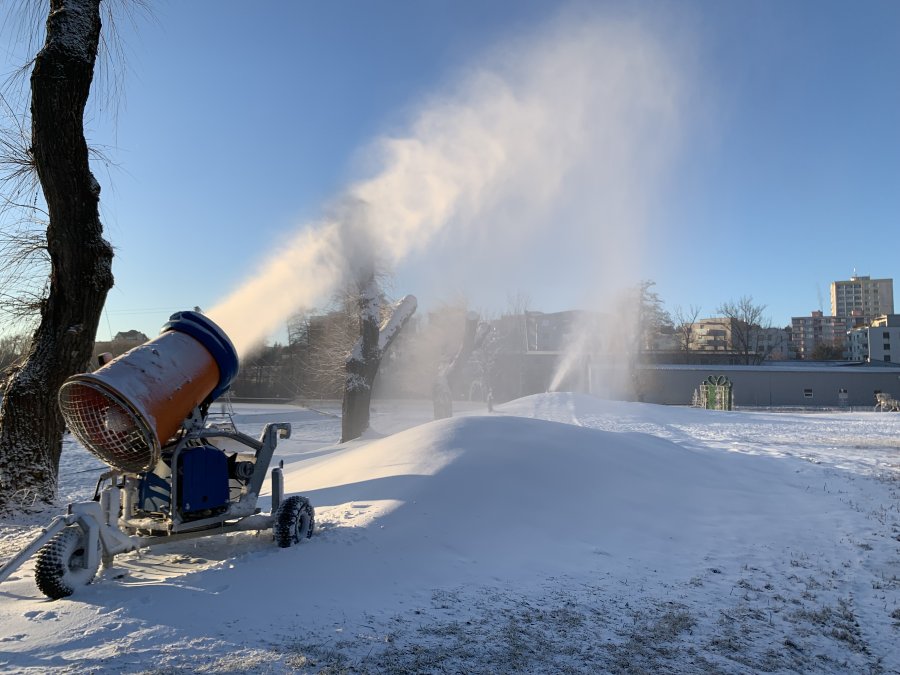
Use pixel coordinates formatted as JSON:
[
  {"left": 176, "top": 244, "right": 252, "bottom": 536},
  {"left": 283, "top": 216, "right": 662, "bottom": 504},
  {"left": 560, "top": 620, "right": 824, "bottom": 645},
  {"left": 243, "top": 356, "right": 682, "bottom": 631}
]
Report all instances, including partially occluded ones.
[
  {"left": 180, "top": 446, "right": 229, "bottom": 513},
  {"left": 161, "top": 311, "right": 240, "bottom": 403},
  {"left": 138, "top": 471, "right": 171, "bottom": 513}
]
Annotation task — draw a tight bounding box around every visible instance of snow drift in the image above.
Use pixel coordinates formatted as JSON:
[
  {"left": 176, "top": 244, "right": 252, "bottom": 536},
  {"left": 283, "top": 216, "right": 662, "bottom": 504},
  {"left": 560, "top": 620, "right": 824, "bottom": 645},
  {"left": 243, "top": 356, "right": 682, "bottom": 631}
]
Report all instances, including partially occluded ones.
[{"left": 0, "top": 393, "right": 898, "bottom": 673}]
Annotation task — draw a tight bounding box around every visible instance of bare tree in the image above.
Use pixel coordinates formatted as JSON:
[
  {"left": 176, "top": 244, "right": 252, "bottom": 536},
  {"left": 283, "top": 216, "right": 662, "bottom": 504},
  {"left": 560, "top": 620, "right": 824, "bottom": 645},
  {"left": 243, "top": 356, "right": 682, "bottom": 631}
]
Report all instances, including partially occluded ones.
[
  {"left": 467, "top": 314, "right": 500, "bottom": 402},
  {"left": 341, "top": 273, "right": 417, "bottom": 442},
  {"left": 809, "top": 342, "right": 844, "bottom": 361},
  {"left": 298, "top": 301, "right": 360, "bottom": 399},
  {"left": 503, "top": 290, "right": 531, "bottom": 352},
  {"left": 636, "top": 280, "right": 672, "bottom": 354},
  {"left": 0, "top": 333, "right": 28, "bottom": 382},
  {"left": 0, "top": 90, "right": 49, "bottom": 323},
  {"left": 0, "top": 0, "right": 114, "bottom": 509},
  {"left": 433, "top": 312, "right": 491, "bottom": 419},
  {"left": 672, "top": 304, "right": 701, "bottom": 363},
  {"left": 716, "top": 296, "right": 773, "bottom": 365},
  {"left": 227, "top": 341, "right": 304, "bottom": 400},
  {"left": 483, "top": 291, "right": 533, "bottom": 400}
]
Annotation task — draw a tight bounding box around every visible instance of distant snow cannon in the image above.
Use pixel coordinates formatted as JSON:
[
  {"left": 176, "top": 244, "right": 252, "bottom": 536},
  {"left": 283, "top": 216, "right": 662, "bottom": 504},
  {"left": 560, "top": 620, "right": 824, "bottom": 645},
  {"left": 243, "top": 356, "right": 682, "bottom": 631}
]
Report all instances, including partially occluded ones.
[
  {"left": 58, "top": 311, "right": 239, "bottom": 473},
  {"left": 0, "top": 311, "right": 315, "bottom": 601}
]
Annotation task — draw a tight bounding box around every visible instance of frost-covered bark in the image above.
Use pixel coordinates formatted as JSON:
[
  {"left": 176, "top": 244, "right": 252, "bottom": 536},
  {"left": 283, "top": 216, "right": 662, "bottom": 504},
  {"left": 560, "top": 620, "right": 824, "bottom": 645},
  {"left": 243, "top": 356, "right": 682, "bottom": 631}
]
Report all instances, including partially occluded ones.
[
  {"left": 341, "top": 276, "right": 416, "bottom": 442},
  {"left": 433, "top": 313, "right": 490, "bottom": 419},
  {"left": 0, "top": 0, "right": 113, "bottom": 509}
]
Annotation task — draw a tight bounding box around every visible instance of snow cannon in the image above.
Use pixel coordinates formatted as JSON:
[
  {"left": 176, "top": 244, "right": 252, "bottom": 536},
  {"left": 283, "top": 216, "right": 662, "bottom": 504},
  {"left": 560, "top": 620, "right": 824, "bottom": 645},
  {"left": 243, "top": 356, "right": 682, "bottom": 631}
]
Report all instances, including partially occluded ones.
[
  {"left": 0, "top": 310, "right": 315, "bottom": 601},
  {"left": 58, "top": 311, "right": 239, "bottom": 473}
]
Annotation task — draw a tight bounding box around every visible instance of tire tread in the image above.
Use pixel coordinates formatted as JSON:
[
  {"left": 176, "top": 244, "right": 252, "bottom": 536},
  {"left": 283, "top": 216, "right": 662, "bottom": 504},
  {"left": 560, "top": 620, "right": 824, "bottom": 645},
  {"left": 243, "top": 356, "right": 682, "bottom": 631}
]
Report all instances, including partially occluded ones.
[{"left": 274, "top": 495, "right": 314, "bottom": 548}]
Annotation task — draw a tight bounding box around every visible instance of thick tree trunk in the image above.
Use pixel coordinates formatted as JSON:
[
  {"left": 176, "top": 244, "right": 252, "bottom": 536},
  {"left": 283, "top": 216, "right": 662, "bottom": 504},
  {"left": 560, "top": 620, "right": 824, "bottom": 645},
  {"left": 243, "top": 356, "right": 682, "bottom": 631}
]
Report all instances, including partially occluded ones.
[
  {"left": 433, "top": 313, "right": 487, "bottom": 419},
  {"left": 0, "top": 0, "right": 113, "bottom": 509},
  {"left": 340, "top": 280, "right": 416, "bottom": 443},
  {"left": 341, "top": 288, "right": 381, "bottom": 443}
]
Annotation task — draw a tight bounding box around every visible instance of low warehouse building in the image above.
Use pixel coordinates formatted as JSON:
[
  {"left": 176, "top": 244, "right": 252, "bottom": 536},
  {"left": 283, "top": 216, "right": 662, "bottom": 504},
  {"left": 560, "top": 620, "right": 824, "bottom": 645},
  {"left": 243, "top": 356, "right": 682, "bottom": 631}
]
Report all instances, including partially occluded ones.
[{"left": 632, "top": 364, "right": 900, "bottom": 408}]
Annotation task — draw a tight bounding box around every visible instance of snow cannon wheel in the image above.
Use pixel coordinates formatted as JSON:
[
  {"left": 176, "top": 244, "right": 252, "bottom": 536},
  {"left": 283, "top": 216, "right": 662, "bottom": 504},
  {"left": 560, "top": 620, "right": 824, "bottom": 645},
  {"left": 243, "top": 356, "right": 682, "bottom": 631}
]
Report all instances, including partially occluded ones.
[
  {"left": 34, "top": 527, "right": 100, "bottom": 600},
  {"left": 274, "top": 495, "right": 314, "bottom": 548}
]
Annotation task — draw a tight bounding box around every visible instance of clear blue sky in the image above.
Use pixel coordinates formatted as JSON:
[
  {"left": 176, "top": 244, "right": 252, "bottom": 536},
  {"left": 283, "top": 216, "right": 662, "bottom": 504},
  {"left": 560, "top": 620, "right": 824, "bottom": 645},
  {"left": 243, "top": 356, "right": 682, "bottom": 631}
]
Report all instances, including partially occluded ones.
[{"left": 3, "top": 0, "right": 899, "bottom": 340}]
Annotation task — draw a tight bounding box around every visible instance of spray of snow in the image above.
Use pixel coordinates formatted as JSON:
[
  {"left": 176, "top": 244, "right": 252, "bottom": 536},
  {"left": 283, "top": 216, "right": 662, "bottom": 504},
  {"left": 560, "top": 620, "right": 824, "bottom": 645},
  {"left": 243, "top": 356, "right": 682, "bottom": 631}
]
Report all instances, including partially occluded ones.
[
  {"left": 207, "top": 8, "right": 689, "bottom": 357},
  {"left": 549, "top": 328, "right": 594, "bottom": 394},
  {"left": 549, "top": 290, "right": 640, "bottom": 395}
]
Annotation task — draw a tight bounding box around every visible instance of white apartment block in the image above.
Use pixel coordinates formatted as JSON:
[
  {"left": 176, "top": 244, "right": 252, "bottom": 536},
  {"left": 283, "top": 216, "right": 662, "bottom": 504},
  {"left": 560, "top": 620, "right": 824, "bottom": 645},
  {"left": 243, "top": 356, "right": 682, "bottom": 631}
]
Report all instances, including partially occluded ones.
[
  {"left": 691, "top": 318, "right": 732, "bottom": 351},
  {"left": 690, "top": 318, "right": 788, "bottom": 360},
  {"left": 758, "top": 326, "right": 790, "bottom": 360},
  {"left": 831, "top": 275, "right": 894, "bottom": 323},
  {"left": 790, "top": 311, "right": 857, "bottom": 359},
  {"left": 847, "top": 315, "right": 900, "bottom": 363}
]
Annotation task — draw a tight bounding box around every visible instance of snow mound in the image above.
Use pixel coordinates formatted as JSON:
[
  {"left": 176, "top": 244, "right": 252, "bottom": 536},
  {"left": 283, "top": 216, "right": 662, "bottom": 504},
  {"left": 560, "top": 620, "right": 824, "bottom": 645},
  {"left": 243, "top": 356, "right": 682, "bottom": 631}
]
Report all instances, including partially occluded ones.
[
  {"left": 2, "top": 395, "right": 897, "bottom": 673},
  {"left": 286, "top": 411, "right": 840, "bottom": 594}
]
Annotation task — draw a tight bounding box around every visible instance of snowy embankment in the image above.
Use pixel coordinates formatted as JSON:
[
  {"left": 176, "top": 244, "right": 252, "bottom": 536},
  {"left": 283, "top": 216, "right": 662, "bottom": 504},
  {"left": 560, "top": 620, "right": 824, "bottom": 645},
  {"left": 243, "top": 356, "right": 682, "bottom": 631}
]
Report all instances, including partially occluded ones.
[{"left": 0, "top": 394, "right": 898, "bottom": 673}]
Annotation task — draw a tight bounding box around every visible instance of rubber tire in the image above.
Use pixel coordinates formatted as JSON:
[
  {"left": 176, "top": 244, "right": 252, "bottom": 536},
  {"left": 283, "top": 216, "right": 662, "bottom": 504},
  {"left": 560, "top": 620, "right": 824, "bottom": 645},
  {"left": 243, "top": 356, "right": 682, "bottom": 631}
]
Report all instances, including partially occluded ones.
[
  {"left": 34, "top": 527, "right": 100, "bottom": 600},
  {"left": 274, "top": 495, "right": 314, "bottom": 548}
]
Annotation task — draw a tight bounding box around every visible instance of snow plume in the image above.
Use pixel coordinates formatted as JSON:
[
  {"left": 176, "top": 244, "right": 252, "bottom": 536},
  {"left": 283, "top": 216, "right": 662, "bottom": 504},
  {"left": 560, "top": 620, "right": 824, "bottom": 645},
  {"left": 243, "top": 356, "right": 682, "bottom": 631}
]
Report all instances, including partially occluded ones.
[
  {"left": 549, "top": 291, "right": 641, "bottom": 398},
  {"left": 207, "top": 200, "right": 377, "bottom": 356},
  {"left": 206, "top": 224, "right": 345, "bottom": 355},
  {"left": 550, "top": 328, "right": 594, "bottom": 394},
  {"left": 208, "top": 7, "right": 688, "bottom": 357}
]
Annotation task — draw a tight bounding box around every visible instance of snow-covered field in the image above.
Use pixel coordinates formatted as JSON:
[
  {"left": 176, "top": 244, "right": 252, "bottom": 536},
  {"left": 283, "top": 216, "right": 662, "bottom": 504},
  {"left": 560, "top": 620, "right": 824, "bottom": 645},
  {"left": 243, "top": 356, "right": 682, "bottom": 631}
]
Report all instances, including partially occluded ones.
[{"left": 1, "top": 393, "right": 899, "bottom": 674}]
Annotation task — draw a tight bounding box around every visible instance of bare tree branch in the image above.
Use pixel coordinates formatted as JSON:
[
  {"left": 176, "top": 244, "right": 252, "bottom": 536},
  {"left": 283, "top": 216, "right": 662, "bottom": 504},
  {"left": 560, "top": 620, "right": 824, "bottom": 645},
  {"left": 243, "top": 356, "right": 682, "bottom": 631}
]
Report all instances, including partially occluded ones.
[
  {"left": 716, "top": 296, "right": 773, "bottom": 365},
  {"left": 672, "top": 304, "right": 701, "bottom": 363}
]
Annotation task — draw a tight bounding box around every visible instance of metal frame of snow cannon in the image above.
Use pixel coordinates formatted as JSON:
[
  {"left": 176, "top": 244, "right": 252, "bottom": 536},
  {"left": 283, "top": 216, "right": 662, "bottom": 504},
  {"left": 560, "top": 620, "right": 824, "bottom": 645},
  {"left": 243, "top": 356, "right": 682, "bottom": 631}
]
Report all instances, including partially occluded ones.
[
  {"left": 0, "top": 407, "right": 314, "bottom": 600},
  {"left": 114, "top": 413, "right": 292, "bottom": 536},
  {"left": 0, "top": 311, "right": 314, "bottom": 600}
]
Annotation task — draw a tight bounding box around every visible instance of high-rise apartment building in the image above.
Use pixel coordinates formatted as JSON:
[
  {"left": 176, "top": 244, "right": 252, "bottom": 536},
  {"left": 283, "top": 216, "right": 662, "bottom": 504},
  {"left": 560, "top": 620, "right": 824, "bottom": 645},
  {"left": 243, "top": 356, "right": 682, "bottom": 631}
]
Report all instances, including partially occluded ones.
[{"left": 830, "top": 275, "right": 894, "bottom": 323}]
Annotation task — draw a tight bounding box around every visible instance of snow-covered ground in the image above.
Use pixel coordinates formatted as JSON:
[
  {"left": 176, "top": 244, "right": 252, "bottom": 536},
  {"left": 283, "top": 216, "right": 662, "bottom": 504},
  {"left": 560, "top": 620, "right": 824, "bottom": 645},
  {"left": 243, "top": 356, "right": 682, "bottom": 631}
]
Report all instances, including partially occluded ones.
[{"left": 1, "top": 394, "right": 899, "bottom": 673}]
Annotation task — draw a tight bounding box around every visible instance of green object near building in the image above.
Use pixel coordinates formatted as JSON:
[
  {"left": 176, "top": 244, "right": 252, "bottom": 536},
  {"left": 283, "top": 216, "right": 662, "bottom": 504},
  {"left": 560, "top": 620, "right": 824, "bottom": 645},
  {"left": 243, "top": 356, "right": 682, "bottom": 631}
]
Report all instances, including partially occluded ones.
[{"left": 697, "top": 375, "right": 733, "bottom": 410}]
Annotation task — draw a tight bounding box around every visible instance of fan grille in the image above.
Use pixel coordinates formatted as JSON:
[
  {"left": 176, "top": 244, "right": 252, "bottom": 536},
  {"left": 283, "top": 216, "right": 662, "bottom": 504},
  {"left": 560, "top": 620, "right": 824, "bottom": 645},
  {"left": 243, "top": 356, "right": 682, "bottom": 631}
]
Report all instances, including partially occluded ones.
[{"left": 59, "top": 379, "right": 159, "bottom": 473}]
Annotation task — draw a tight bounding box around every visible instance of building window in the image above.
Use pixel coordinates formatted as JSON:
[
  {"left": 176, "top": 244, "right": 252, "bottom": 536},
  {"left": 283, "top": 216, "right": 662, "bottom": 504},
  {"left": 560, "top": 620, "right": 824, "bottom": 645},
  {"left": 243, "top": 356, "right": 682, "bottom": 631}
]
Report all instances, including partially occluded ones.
[
  {"left": 803, "top": 388, "right": 813, "bottom": 398},
  {"left": 884, "top": 332, "right": 890, "bottom": 339},
  {"left": 885, "top": 343, "right": 891, "bottom": 351},
  {"left": 885, "top": 356, "right": 892, "bottom": 362}
]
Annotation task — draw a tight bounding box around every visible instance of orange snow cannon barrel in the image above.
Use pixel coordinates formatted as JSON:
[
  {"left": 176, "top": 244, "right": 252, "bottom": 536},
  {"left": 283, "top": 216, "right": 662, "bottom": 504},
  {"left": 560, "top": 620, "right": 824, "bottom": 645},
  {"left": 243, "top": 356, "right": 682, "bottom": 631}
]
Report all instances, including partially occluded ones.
[{"left": 58, "top": 311, "right": 239, "bottom": 474}]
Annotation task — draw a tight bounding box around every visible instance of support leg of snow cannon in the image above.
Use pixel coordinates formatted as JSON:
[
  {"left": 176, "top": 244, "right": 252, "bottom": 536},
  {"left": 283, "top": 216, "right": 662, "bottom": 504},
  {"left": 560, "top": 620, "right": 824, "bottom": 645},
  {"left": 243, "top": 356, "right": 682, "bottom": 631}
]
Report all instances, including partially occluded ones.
[
  {"left": 90, "top": 493, "right": 140, "bottom": 562},
  {"left": 0, "top": 515, "right": 70, "bottom": 585},
  {"left": 246, "top": 423, "right": 291, "bottom": 501},
  {"left": 53, "top": 502, "right": 136, "bottom": 569},
  {"left": 32, "top": 502, "right": 138, "bottom": 599},
  {"left": 0, "top": 499, "right": 137, "bottom": 595},
  {"left": 271, "top": 464, "right": 284, "bottom": 514}
]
